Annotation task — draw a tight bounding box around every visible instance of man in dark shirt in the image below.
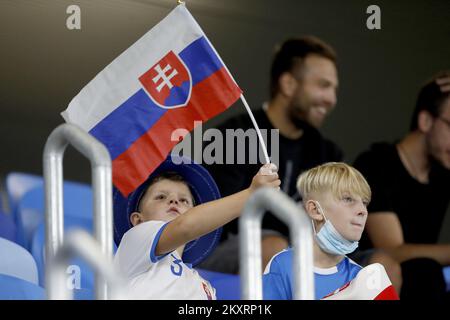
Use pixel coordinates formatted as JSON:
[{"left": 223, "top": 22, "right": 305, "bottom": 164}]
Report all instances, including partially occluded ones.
[
  {"left": 353, "top": 71, "right": 450, "bottom": 299},
  {"left": 198, "top": 36, "right": 342, "bottom": 273}
]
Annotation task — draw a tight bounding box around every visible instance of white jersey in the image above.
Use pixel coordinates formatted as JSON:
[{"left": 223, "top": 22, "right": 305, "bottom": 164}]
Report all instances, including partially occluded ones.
[{"left": 113, "top": 220, "right": 216, "bottom": 300}]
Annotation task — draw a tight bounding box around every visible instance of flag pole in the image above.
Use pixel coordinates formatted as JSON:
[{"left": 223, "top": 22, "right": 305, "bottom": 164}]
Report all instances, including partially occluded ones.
[
  {"left": 177, "top": 1, "right": 270, "bottom": 165},
  {"left": 240, "top": 94, "right": 271, "bottom": 164}
]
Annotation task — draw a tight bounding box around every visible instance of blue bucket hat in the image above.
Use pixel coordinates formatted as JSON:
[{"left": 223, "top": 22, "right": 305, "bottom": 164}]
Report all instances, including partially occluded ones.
[{"left": 113, "top": 154, "right": 222, "bottom": 266}]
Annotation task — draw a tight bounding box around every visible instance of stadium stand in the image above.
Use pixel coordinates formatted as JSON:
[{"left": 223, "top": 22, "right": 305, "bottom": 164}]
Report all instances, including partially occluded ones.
[
  {"left": 6, "top": 172, "right": 43, "bottom": 216},
  {"left": 11, "top": 176, "right": 93, "bottom": 249},
  {"left": 0, "top": 211, "right": 16, "bottom": 243},
  {"left": 2, "top": 172, "right": 448, "bottom": 299},
  {"left": 31, "top": 215, "right": 94, "bottom": 289},
  {"left": 197, "top": 269, "right": 240, "bottom": 299},
  {"left": 0, "top": 237, "right": 38, "bottom": 284},
  {"left": 0, "top": 274, "right": 45, "bottom": 300}
]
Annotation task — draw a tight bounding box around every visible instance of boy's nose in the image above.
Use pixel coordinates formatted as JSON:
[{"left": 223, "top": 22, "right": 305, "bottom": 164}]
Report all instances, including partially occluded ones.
[
  {"left": 356, "top": 201, "right": 368, "bottom": 216},
  {"left": 358, "top": 207, "right": 368, "bottom": 217},
  {"left": 357, "top": 210, "right": 367, "bottom": 217}
]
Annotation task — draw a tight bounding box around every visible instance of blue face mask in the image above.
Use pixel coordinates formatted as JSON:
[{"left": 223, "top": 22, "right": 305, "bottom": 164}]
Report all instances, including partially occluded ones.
[{"left": 311, "top": 201, "right": 358, "bottom": 255}]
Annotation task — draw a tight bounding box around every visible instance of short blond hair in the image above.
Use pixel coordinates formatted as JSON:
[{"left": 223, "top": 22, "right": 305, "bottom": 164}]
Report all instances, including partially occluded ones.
[{"left": 296, "top": 162, "right": 371, "bottom": 204}]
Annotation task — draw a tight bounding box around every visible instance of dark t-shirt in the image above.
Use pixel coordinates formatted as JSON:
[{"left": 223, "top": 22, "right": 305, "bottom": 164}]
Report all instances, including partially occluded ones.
[
  {"left": 203, "top": 108, "right": 343, "bottom": 239},
  {"left": 353, "top": 142, "right": 450, "bottom": 249}
]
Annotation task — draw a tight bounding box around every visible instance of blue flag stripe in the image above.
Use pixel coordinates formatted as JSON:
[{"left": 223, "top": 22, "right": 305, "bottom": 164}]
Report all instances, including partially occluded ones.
[{"left": 89, "top": 36, "right": 224, "bottom": 160}]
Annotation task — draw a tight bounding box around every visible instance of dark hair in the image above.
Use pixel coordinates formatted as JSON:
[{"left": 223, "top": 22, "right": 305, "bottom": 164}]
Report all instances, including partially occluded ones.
[
  {"left": 137, "top": 171, "right": 194, "bottom": 212},
  {"left": 270, "top": 36, "right": 337, "bottom": 98},
  {"left": 148, "top": 171, "right": 187, "bottom": 186},
  {"left": 410, "top": 70, "right": 450, "bottom": 131}
]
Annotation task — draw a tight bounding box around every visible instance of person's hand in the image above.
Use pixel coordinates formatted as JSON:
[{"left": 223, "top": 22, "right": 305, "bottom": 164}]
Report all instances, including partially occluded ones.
[
  {"left": 249, "top": 163, "right": 281, "bottom": 192},
  {"left": 436, "top": 74, "right": 450, "bottom": 92}
]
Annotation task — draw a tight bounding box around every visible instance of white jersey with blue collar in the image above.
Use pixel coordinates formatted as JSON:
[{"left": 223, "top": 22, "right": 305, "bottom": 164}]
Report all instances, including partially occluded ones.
[
  {"left": 113, "top": 220, "right": 216, "bottom": 300},
  {"left": 263, "top": 248, "right": 361, "bottom": 300}
]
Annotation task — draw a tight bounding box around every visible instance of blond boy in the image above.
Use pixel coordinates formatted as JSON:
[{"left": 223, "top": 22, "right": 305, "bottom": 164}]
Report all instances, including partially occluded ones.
[{"left": 263, "top": 162, "right": 373, "bottom": 299}]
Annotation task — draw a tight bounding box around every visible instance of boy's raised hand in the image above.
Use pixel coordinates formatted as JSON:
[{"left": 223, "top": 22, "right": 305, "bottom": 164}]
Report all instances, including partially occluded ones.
[{"left": 249, "top": 163, "right": 281, "bottom": 192}]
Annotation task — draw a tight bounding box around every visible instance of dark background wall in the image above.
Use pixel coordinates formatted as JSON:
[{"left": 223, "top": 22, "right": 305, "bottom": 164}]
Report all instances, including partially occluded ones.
[{"left": 1, "top": 0, "right": 449, "bottom": 240}]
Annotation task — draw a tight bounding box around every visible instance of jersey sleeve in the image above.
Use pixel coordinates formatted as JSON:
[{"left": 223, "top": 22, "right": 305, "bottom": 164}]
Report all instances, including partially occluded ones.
[
  {"left": 262, "top": 255, "right": 292, "bottom": 300},
  {"left": 113, "top": 220, "right": 171, "bottom": 278}
]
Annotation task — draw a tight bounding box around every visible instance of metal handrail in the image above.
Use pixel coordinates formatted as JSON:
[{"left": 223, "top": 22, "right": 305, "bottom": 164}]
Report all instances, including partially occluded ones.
[
  {"left": 239, "top": 188, "right": 314, "bottom": 300},
  {"left": 43, "top": 123, "right": 113, "bottom": 300},
  {"left": 47, "top": 230, "right": 124, "bottom": 300}
]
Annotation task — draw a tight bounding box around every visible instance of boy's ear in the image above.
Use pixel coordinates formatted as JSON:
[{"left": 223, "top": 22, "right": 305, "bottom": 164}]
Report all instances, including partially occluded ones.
[
  {"left": 304, "top": 200, "right": 324, "bottom": 222},
  {"left": 130, "top": 212, "right": 143, "bottom": 227}
]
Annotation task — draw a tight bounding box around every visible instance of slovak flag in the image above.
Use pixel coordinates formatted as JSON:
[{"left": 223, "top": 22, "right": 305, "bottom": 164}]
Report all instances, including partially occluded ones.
[
  {"left": 61, "top": 4, "right": 242, "bottom": 196},
  {"left": 322, "top": 263, "right": 399, "bottom": 300}
]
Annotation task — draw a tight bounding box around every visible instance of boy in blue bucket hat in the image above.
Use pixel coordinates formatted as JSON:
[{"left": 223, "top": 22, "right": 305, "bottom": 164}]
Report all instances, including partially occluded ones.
[{"left": 113, "top": 154, "right": 280, "bottom": 299}]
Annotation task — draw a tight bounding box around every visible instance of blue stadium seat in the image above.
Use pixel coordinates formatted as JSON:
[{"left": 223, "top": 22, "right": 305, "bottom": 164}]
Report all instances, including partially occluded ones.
[
  {"left": 31, "top": 216, "right": 95, "bottom": 289},
  {"left": 0, "top": 274, "right": 45, "bottom": 300},
  {"left": 197, "top": 269, "right": 241, "bottom": 300},
  {"left": 0, "top": 273, "right": 93, "bottom": 300},
  {"left": 443, "top": 266, "right": 450, "bottom": 292},
  {"left": 31, "top": 216, "right": 117, "bottom": 293},
  {"left": 15, "top": 181, "right": 93, "bottom": 249},
  {"left": 0, "top": 237, "right": 38, "bottom": 284},
  {"left": 73, "top": 288, "right": 94, "bottom": 300},
  {"left": 5, "top": 172, "right": 43, "bottom": 216},
  {"left": 0, "top": 211, "right": 16, "bottom": 243}
]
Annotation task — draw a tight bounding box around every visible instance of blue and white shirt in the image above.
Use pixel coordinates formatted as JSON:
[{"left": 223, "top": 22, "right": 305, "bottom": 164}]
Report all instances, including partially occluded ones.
[
  {"left": 263, "top": 248, "right": 361, "bottom": 300},
  {"left": 114, "top": 220, "right": 216, "bottom": 300}
]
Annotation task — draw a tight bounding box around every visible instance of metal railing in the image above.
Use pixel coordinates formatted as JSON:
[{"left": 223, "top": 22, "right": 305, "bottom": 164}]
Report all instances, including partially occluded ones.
[
  {"left": 47, "top": 230, "right": 124, "bottom": 300},
  {"left": 43, "top": 123, "right": 113, "bottom": 299},
  {"left": 239, "top": 188, "right": 314, "bottom": 300}
]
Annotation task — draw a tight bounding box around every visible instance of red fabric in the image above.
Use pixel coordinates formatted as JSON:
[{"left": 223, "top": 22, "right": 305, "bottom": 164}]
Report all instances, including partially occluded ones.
[
  {"left": 139, "top": 51, "right": 191, "bottom": 106},
  {"left": 374, "top": 285, "right": 399, "bottom": 300},
  {"left": 113, "top": 66, "right": 241, "bottom": 196}
]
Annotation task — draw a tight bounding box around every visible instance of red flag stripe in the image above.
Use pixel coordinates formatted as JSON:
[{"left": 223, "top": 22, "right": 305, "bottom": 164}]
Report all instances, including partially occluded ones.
[{"left": 113, "top": 67, "right": 242, "bottom": 195}]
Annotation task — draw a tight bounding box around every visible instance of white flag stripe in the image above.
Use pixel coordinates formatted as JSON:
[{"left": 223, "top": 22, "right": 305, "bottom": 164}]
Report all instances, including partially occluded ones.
[{"left": 62, "top": 5, "right": 204, "bottom": 131}]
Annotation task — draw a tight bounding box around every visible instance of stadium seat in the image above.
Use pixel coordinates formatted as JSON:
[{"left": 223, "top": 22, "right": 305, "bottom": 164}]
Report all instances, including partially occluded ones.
[
  {"left": 5, "top": 172, "right": 43, "bottom": 216},
  {"left": 31, "top": 216, "right": 95, "bottom": 289},
  {"left": 0, "top": 237, "right": 38, "bottom": 284},
  {"left": 0, "top": 191, "right": 3, "bottom": 212},
  {"left": 0, "top": 272, "right": 94, "bottom": 300},
  {"left": 15, "top": 181, "right": 93, "bottom": 249},
  {"left": 0, "top": 211, "right": 16, "bottom": 243},
  {"left": 73, "top": 288, "right": 94, "bottom": 300},
  {"left": 31, "top": 216, "right": 117, "bottom": 293},
  {"left": 0, "top": 274, "right": 45, "bottom": 300},
  {"left": 197, "top": 269, "right": 241, "bottom": 300},
  {"left": 443, "top": 266, "right": 450, "bottom": 292}
]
